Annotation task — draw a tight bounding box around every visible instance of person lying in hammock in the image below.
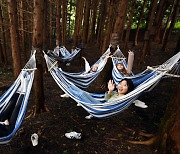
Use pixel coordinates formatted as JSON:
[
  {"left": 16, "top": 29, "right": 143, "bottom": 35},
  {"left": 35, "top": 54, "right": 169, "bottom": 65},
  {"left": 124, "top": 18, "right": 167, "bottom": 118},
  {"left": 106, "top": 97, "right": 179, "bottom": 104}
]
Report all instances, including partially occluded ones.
[
  {"left": 0, "top": 91, "right": 24, "bottom": 137},
  {"left": 0, "top": 77, "right": 27, "bottom": 137},
  {"left": 105, "top": 79, "right": 134, "bottom": 101},
  {"left": 116, "top": 62, "right": 130, "bottom": 76}
]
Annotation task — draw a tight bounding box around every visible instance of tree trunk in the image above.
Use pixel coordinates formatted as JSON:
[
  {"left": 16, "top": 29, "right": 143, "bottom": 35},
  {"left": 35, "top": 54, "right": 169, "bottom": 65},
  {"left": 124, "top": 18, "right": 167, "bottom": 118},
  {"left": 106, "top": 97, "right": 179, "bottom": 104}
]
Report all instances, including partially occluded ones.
[
  {"left": 7, "top": 0, "right": 21, "bottom": 78},
  {"left": 62, "top": 0, "right": 67, "bottom": 45},
  {"left": 56, "top": 0, "right": 62, "bottom": 46},
  {"left": 113, "top": 0, "right": 129, "bottom": 43},
  {"left": 19, "top": 0, "right": 27, "bottom": 62},
  {"left": 134, "top": 0, "right": 147, "bottom": 46},
  {"left": 161, "top": 0, "right": 179, "bottom": 51},
  {"left": 153, "top": 0, "right": 168, "bottom": 42},
  {"left": 32, "top": 0, "right": 46, "bottom": 114},
  {"left": 49, "top": 0, "right": 53, "bottom": 48},
  {"left": 124, "top": 0, "right": 137, "bottom": 49},
  {"left": 96, "top": 0, "right": 107, "bottom": 48},
  {"left": 140, "top": 0, "right": 158, "bottom": 63},
  {"left": 82, "top": 0, "right": 90, "bottom": 44},
  {"left": 88, "top": 0, "right": 98, "bottom": 44},
  {"left": 0, "top": 4, "right": 7, "bottom": 65},
  {"left": 101, "top": 0, "right": 116, "bottom": 53},
  {"left": 175, "top": 36, "right": 180, "bottom": 54},
  {"left": 73, "top": 0, "right": 84, "bottom": 47},
  {"left": 160, "top": 0, "right": 176, "bottom": 44}
]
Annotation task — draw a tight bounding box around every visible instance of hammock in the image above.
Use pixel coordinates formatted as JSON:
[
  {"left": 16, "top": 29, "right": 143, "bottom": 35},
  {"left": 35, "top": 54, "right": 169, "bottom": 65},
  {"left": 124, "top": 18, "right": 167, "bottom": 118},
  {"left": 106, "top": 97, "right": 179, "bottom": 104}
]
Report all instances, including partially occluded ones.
[
  {"left": 112, "top": 47, "right": 180, "bottom": 86},
  {"left": 45, "top": 50, "right": 180, "bottom": 118},
  {"left": 47, "top": 46, "right": 81, "bottom": 62},
  {"left": 0, "top": 52, "right": 36, "bottom": 144},
  {"left": 44, "top": 46, "right": 111, "bottom": 89}
]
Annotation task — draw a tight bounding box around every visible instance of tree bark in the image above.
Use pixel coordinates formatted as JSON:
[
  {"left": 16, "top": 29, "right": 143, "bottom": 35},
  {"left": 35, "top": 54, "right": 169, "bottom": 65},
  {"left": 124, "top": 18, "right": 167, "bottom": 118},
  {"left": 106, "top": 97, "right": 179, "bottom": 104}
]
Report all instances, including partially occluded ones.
[
  {"left": 7, "top": 0, "right": 21, "bottom": 78},
  {"left": 56, "top": 0, "right": 62, "bottom": 46},
  {"left": 32, "top": 0, "right": 46, "bottom": 114},
  {"left": 82, "top": 0, "right": 90, "bottom": 44},
  {"left": 161, "top": 0, "right": 179, "bottom": 51},
  {"left": 160, "top": 0, "right": 176, "bottom": 44},
  {"left": 62, "top": 0, "right": 67, "bottom": 45},
  {"left": 88, "top": 0, "right": 98, "bottom": 44},
  {"left": 134, "top": 0, "right": 147, "bottom": 46},
  {"left": 0, "top": 4, "right": 7, "bottom": 65},
  {"left": 140, "top": 0, "right": 158, "bottom": 63},
  {"left": 124, "top": 0, "right": 137, "bottom": 49},
  {"left": 113, "top": 0, "right": 129, "bottom": 42},
  {"left": 73, "top": 0, "right": 84, "bottom": 47},
  {"left": 96, "top": 0, "right": 107, "bottom": 48}
]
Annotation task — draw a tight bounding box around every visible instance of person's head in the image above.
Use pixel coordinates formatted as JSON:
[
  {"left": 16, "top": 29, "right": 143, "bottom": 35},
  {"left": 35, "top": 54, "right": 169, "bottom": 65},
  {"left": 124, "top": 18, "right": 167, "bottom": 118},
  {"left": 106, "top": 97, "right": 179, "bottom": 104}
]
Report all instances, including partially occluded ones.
[
  {"left": 116, "top": 62, "right": 125, "bottom": 72},
  {"left": 91, "top": 65, "right": 98, "bottom": 72},
  {"left": 116, "top": 79, "right": 134, "bottom": 95}
]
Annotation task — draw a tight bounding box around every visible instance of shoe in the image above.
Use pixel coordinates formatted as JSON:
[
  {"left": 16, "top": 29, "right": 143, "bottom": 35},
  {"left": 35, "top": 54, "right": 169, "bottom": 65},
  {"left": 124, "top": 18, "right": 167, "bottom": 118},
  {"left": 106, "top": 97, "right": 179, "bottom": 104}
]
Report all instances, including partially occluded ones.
[
  {"left": 134, "top": 100, "right": 148, "bottom": 108},
  {"left": 61, "top": 93, "right": 69, "bottom": 98},
  {"left": 31, "top": 133, "right": 38, "bottom": 146},
  {"left": 77, "top": 103, "right": 81, "bottom": 106},
  {"left": 85, "top": 115, "right": 93, "bottom": 119},
  {"left": 65, "top": 131, "right": 81, "bottom": 139},
  {"left": 66, "top": 63, "right": 71, "bottom": 66}
]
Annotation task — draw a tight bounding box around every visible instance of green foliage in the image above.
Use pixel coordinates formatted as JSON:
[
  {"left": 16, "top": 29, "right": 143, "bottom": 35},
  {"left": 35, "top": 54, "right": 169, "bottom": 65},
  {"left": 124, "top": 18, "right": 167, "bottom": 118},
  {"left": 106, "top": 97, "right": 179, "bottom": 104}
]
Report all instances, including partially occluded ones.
[{"left": 174, "top": 22, "right": 180, "bottom": 29}]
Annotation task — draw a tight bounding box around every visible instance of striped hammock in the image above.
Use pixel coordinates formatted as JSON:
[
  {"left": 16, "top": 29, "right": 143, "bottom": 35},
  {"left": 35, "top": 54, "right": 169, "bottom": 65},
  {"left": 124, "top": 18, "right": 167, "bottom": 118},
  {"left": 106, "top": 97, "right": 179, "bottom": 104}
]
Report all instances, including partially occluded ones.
[
  {"left": 47, "top": 46, "right": 81, "bottom": 62},
  {"left": 45, "top": 50, "right": 180, "bottom": 118},
  {"left": 44, "top": 46, "right": 111, "bottom": 89},
  {"left": 112, "top": 47, "right": 180, "bottom": 86},
  {"left": 0, "top": 51, "right": 36, "bottom": 144}
]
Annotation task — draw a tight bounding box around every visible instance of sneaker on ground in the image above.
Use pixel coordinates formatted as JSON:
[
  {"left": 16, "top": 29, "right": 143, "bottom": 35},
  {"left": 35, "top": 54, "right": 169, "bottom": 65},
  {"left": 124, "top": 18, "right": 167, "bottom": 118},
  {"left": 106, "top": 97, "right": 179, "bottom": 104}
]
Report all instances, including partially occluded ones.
[
  {"left": 65, "top": 131, "right": 81, "bottom": 139},
  {"left": 61, "top": 93, "right": 69, "bottom": 98},
  {"left": 85, "top": 115, "right": 93, "bottom": 119}
]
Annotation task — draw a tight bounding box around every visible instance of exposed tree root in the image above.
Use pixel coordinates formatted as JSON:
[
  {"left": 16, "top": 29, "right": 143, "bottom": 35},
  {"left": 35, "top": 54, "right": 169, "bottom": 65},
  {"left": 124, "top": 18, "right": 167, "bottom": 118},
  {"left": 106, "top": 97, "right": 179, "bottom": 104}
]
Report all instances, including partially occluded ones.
[
  {"left": 127, "top": 136, "right": 157, "bottom": 146},
  {"left": 139, "top": 131, "right": 154, "bottom": 138}
]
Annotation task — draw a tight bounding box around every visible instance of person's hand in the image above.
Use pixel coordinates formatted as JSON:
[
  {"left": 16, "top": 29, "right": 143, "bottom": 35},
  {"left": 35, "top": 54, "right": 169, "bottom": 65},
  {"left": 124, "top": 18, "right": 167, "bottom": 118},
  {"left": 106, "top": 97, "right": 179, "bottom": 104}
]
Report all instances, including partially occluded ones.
[{"left": 108, "top": 80, "right": 115, "bottom": 94}]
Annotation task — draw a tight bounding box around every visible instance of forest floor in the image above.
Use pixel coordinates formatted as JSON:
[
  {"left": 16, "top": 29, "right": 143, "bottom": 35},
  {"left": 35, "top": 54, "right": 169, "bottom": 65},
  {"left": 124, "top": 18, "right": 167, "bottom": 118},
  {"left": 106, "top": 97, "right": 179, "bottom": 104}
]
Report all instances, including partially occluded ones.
[{"left": 0, "top": 39, "right": 179, "bottom": 154}]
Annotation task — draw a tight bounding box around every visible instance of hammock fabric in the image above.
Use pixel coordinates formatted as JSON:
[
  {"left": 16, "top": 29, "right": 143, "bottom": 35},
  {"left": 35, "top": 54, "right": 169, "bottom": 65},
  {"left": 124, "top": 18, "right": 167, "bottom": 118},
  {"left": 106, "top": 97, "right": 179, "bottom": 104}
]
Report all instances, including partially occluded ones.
[
  {"left": 46, "top": 48, "right": 180, "bottom": 118},
  {"left": 44, "top": 46, "right": 111, "bottom": 89},
  {"left": 47, "top": 46, "right": 81, "bottom": 62},
  {"left": 112, "top": 47, "right": 180, "bottom": 86},
  {"left": 0, "top": 52, "right": 36, "bottom": 144}
]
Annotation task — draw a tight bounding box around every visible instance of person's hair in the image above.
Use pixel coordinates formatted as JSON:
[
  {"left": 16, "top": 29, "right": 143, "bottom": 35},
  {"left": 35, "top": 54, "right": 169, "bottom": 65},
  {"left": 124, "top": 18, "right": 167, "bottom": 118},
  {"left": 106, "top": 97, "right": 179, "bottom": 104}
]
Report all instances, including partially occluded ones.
[
  {"left": 119, "top": 78, "right": 134, "bottom": 93},
  {"left": 116, "top": 63, "right": 129, "bottom": 76}
]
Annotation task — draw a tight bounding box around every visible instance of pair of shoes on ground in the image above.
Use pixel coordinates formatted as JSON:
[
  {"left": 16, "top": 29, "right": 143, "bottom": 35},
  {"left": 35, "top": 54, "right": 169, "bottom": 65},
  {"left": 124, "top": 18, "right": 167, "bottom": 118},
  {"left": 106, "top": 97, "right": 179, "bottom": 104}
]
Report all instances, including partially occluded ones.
[
  {"left": 134, "top": 100, "right": 148, "bottom": 108},
  {"left": 65, "top": 131, "right": 81, "bottom": 139}
]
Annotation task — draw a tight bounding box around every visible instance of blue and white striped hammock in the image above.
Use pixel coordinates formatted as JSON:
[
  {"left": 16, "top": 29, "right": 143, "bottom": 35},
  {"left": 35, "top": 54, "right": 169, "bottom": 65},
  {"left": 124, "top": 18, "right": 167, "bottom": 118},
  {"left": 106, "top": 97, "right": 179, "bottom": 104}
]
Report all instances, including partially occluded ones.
[
  {"left": 45, "top": 51, "right": 180, "bottom": 118},
  {"left": 47, "top": 46, "right": 81, "bottom": 62},
  {"left": 44, "top": 46, "right": 111, "bottom": 89},
  {"left": 112, "top": 47, "right": 180, "bottom": 86},
  {"left": 0, "top": 51, "right": 36, "bottom": 144}
]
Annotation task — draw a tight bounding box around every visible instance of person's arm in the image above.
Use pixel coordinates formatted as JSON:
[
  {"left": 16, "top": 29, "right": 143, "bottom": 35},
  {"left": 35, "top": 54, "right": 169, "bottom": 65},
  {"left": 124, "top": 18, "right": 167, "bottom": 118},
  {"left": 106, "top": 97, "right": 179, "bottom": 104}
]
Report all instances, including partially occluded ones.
[{"left": 105, "top": 80, "right": 115, "bottom": 101}]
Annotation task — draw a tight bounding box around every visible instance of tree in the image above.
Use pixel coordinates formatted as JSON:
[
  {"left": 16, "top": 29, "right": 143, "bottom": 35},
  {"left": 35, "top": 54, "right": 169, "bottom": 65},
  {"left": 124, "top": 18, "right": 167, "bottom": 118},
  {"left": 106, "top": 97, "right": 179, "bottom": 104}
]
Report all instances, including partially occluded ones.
[
  {"left": 32, "top": 0, "right": 47, "bottom": 114},
  {"left": 128, "top": 83, "right": 180, "bottom": 154},
  {"left": 134, "top": 0, "right": 147, "bottom": 46},
  {"left": 7, "top": 0, "right": 21, "bottom": 78},
  {"left": 73, "top": 0, "right": 84, "bottom": 47},
  {"left": 0, "top": 4, "right": 7, "bottom": 65},
  {"left": 82, "top": 0, "right": 90, "bottom": 44},
  {"left": 162, "top": 0, "right": 179, "bottom": 51},
  {"left": 124, "top": 0, "right": 137, "bottom": 49},
  {"left": 140, "top": 0, "right": 158, "bottom": 63},
  {"left": 56, "top": 0, "right": 62, "bottom": 46}
]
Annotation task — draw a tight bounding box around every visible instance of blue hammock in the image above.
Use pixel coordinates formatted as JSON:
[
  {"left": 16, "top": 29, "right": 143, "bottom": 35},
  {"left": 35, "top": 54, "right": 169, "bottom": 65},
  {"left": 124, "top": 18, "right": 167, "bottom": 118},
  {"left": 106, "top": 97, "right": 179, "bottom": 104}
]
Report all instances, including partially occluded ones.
[
  {"left": 46, "top": 51, "right": 180, "bottom": 118},
  {"left": 0, "top": 52, "right": 36, "bottom": 144},
  {"left": 47, "top": 46, "right": 81, "bottom": 62},
  {"left": 44, "top": 46, "right": 111, "bottom": 88}
]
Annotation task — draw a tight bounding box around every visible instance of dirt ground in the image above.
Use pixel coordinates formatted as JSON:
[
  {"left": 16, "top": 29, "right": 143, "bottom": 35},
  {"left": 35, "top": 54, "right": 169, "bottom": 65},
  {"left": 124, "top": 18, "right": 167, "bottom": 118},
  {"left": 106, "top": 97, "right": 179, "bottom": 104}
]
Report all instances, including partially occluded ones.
[{"left": 0, "top": 40, "right": 179, "bottom": 154}]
